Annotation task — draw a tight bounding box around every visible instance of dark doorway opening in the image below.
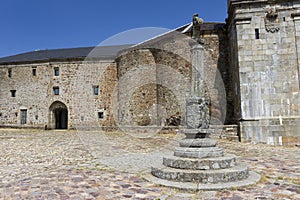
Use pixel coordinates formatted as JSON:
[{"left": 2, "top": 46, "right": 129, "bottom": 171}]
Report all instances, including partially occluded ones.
[
  {"left": 54, "top": 108, "right": 68, "bottom": 129},
  {"left": 49, "top": 101, "right": 68, "bottom": 130}
]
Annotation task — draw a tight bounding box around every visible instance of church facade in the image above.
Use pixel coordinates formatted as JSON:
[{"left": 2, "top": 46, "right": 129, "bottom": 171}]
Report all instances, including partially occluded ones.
[{"left": 1, "top": 0, "right": 300, "bottom": 145}]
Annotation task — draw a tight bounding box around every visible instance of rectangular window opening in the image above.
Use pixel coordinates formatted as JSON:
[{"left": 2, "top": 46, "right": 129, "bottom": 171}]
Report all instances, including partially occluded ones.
[
  {"left": 283, "top": 17, "right": 286, "bottom": 22},
  {"left": 53, "top": 87, "right": 59, "bottom": 95},
  {"left": 255, "top": 29, "right": 260, "bottom": 39},
  {"left": 21, "top": 109, "right": 27, "bottom": 125},
  {"left": 8, "top": 68, "right": 12, "bottom": 78},
  {"left": 93, "top": 85, "right": 99, "bottom": 95},
  {"left": 98, "top": 112, "right": 104, "bottom": 119},
  {"left": 32, "top": 68, "right": 37, "bottom": 76},
  {"left": 10, "top": 90, "right": 16, "bottom": 97},
  {"left": 54, "top": 67, "right": 60, "bottom": 76}
]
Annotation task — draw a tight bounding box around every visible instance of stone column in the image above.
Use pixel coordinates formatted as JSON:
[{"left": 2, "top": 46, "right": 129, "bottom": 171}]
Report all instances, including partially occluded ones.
[
  {"left": 191, "top": 44, "right": 205, "bottom": 97},
  {"left": 186, "top": 44, "right": 210, "bottom": 131}
]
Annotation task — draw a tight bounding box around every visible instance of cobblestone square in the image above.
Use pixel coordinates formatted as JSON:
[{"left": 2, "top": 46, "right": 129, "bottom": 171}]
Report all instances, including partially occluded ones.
[{"left": 0, "top": 129, "right": 299, "bottom": 199}]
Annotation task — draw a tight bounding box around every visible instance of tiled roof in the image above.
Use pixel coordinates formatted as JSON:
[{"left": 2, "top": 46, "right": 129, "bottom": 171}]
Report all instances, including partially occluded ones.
[{"left": 0, "top": 44, "right": 133, "bottom": 65}]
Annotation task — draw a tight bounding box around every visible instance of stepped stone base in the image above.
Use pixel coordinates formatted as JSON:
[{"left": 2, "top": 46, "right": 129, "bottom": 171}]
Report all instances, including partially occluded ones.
[
  {"left": 145, "top": 171, "right": 261, "bottom": 191},
  {"left": 148, "top": 127, "right": 261, "bottom": 190},
  {"left": 152, "top": 163, "right": 249, "bottom": 183},
  {"left": 179, "top": 138, "right": 217, "bottom": 147},
  {"left": 174, "top": 147, "right": 224, "bottom": 158},
  {"left": 163, "top": 154, "right": 236, "bottom": 170}
]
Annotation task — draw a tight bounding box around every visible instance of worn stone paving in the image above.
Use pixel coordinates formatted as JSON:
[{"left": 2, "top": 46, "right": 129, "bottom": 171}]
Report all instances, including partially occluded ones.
[{"left": 0, "top": 129, "right": 299, "bottom": 199}]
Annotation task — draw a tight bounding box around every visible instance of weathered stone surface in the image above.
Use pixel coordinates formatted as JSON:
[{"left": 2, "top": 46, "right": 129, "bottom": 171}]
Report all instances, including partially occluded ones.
[
  {"left": 163, "top": 154, "right": 236, "bottom": 170},
  {"left": 151, "top": 163, "right": 249, "bottom": 183},
  {"left": 180, "top": 129, "right": 214, "bottom": 139},
  {"left": 179, "top": 138, "right": 217, "bottom": 147},
  {"left": 145, "top": 171, "right": 261, "bottom": 191},
  {"left": 174, "top": 147, "right": 224, "bottom": 158},
  {"left": 186, "top": 98, "right": 210, "bottom": 129},
  {"left": 0, "top": 62, "right": 118, "bottom": 129},
  {"left": 228, "top": 0, "right": 300, "bottom": 144}
]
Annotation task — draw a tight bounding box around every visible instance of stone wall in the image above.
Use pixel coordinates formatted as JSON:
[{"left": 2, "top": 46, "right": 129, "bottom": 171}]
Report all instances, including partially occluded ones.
[
  {"left": 0, "top": 27, "right": 229, "bottom": 132},
  {"left": 228, "top": 0, "right": 300, "bottom": 144},
  {"left": 0, "top": 60, "right": 117, "bottom": 130},
  {"left": 116, "top": 29, "right": 229, "bottom": 128}
]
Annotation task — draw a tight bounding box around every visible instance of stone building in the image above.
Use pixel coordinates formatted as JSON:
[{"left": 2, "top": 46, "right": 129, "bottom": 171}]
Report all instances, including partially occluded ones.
[
  {"left": 0, "top": 0, "right": 300, "bottom": 145},
  {"left": 227, "top": 0, "right": 300, "bottom": 145}
]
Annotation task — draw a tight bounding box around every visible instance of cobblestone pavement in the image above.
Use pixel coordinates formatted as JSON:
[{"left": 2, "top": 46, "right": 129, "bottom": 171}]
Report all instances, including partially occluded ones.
[{"left": 0, "top": 129, "right": 299, "bottom": 199}]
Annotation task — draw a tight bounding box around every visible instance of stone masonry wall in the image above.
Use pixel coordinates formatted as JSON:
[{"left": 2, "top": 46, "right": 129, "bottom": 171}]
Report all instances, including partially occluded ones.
[
  {"left": 228, "top": 0, "right": 300, "bottom": 144},
  {"left": 0, "top": 60, "right": 117, "bottom": 129},
  {"left": 116, "top": 29, "right": 229, "bottom": 128},
  {"left": 0, "top": 29, "right": 230, "bottom": 132}
]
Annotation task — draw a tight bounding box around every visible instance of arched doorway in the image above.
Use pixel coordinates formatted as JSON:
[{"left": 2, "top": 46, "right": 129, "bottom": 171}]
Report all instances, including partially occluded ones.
[{"left": 49, "top": 101, "right": 68, "bottom": 129}]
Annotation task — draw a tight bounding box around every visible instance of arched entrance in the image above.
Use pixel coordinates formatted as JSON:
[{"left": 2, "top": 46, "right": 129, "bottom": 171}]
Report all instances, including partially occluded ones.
[{"left": 49, "top": 101, "right": 68, "bottom": 129}]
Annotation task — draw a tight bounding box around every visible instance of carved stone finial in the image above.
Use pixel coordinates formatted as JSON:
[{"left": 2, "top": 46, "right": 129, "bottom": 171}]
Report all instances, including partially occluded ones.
[{"left": 192, "top": 13, "right": 204, "bottom": 42}]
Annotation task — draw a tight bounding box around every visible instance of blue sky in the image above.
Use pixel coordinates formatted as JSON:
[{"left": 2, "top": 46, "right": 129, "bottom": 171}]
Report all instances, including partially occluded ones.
[{"left": 0, "top": 0, "right": 228, "bottom": 57}]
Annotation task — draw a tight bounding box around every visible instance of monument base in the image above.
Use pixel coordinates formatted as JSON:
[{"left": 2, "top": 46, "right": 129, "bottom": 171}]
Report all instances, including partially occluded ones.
[
  {"left": 145, "top": 171, "right": 261, "bottom": 191},
  {"left": 148, "top": 128, "right": 261, "bottom": 190}
]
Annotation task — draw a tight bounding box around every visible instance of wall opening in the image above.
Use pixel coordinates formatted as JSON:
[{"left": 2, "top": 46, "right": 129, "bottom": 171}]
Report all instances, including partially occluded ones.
[
  {"left": 8, "top": 68, "right": 12, "bottom": 78},
  {"left": 255, "top": 29, "right": 260, "bottom": 39},
  {"left": 32, "top": 68, "right": 37, "bottom": 76},
  {"left": 10, "top": 90, "right": 16, "bottom": 97},
  {"left": 49, "top": 101, "right": 68, "bottom": 129},
  {"left": 98, "top": 112, "right": 104, "bottom": 119},
  {"left": 54, "top": 67, "right": 60, "bottom": 76},
  {"left": 93, "top": 85, "right": 99, "bottom": 95},
  {"left": 53, "top": 87, "right": 59, "bottom": 95},
  {"left": 21, "top": 109, "right": 27, "bottom": 125}
]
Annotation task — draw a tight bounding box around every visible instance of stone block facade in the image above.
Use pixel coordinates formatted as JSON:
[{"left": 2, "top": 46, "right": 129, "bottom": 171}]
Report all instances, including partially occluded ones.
[
  {"left": 228, "top": 0, "right": 300, "bottom": 145},
  {"left": 0, "top": 60, "right": 117, "bottom": 130}
]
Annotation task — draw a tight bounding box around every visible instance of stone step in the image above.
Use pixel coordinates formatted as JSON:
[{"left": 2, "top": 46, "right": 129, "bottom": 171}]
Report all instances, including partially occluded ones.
[
  {"left": 180, "top": 129, "right": 214, "bottom": 139},
  {"left": 151, "top": 163, "right": 249, "bottom": 183},
  {"left": 179, "top": 138, "right": 217, "bottom": 148},
  {"left": 144, "top": 171, "right": 261, "bottom": 191},
  {"left": 163, "top": 154, "right": 236, "bottom": 170},
  {"left": 174, "top": 147, "right": 224, "bottom": 158}
]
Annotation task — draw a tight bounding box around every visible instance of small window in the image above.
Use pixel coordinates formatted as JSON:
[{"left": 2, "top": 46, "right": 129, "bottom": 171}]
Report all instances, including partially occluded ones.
[
  {"left": 32, "top": 68, "right": 37, "bottom": 76},
  {"left": 93, "top": 85, "right": 99, "bottom": 95},
  {"left": 10, "top": 90, "right": 16, "bottom": 97},
  {"left": 54, "top": 67, "right": 59, "bottom": 76},
  {"left": 8, "top": 68, "right": 12, "bottom": 78},
  {"left": 98, "top": 112, "right": 104, "bottom": 119},
  {"left": 53, "top": 87, "right": 59, "bottom": 95},
  {"left": 283, "top": 17, "right": 286, "bottom": 22},
  {"left": 255, "top": 29, "right": 260, "bottom": 39},
  {"left": 21, "top": 109, "right": 27, "bottom": 125},
  {"left": 0, "top": 113, "right": 2, "bottom": 117}
]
